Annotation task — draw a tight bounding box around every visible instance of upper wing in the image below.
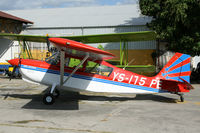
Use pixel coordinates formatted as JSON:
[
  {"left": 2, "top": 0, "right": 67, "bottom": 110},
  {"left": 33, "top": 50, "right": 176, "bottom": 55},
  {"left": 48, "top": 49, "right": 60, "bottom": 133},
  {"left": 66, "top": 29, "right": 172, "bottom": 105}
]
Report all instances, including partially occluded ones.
[
  {"left": 0, "top": 33, "right": 47, "bottom": 42},
  {"left": 0, "top": 31, "right": 156, "bottom": 43},
  {"left": 62, "top": 31, "right": 156, "bottom": 43},
  {"left": 0, "top": 31, "right": 156, "bottom": 60},
  {"left": 49, "top": 38, "right": 115, "bottom": 60}
]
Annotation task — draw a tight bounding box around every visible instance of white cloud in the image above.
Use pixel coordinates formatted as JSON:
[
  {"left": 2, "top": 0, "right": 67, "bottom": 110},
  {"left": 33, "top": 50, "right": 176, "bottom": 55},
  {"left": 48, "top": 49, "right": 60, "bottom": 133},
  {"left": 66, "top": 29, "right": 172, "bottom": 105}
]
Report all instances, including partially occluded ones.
[
  {"left": 117, "top": 0, "right": 138, "bottom": 5},
  {"left": 0, "top": 0, "right": 97, "bottom": 10},
  {"left": 0, "top": 0, "right": 138, "bottom": 11}
]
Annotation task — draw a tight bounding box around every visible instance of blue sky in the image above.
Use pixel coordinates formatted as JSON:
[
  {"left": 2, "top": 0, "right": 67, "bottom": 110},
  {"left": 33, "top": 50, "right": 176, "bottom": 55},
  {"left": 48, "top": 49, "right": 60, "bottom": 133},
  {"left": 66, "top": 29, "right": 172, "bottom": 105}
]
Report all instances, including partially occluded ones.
[{"left": 0, "top": 0, "right": 138, "bottom": 11}]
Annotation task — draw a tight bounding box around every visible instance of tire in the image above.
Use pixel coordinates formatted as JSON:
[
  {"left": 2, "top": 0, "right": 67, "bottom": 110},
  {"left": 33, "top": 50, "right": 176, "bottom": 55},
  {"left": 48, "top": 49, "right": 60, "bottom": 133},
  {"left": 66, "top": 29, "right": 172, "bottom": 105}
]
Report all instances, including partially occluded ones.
[{"left": 43, "top": 93, "right": 55, "bottom": 105}]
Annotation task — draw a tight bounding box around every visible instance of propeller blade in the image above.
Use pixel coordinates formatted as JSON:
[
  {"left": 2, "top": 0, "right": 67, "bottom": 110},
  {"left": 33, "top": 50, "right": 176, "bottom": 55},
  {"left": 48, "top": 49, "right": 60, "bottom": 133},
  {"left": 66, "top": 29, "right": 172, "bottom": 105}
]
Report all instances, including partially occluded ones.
[{"left": 46, "top": 36, "right": 50, "bottom": 52}]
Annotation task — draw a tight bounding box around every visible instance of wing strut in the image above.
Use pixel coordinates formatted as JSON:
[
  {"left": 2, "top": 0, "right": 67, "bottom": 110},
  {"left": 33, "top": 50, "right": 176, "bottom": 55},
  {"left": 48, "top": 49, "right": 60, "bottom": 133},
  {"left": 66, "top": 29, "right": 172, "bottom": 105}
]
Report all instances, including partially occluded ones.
[
  {"left": 60, "top": 50, "right": 65, "bottom": 86},
  {"left": 60, "top": 52, "right": 89, "bottom": 86}
]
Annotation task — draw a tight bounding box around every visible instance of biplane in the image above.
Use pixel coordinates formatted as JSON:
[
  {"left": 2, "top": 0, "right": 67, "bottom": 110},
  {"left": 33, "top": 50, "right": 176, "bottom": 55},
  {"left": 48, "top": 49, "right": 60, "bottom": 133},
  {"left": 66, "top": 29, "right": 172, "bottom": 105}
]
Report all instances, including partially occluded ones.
[{"left": 0, "top": 31, "right": 194, "bottom": 104}]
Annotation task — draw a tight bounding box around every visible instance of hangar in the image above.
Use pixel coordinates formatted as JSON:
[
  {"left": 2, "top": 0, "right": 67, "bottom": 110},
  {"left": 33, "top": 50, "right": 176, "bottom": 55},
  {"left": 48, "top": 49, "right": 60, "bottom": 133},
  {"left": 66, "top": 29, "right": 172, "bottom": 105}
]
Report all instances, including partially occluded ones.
[
  {"left": 0, "top": 11, "right": 33, "bottom": 73},
  {"left": 5, "top": 5, "right": 156, "bottom": 66}
]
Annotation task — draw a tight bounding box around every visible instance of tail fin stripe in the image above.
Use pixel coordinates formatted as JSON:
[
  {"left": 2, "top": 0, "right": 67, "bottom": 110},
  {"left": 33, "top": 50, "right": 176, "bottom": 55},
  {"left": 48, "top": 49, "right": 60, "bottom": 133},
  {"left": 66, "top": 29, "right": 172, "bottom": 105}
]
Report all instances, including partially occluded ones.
[
  {"left": 166, "top": 63, "right": 190, "bottom": 75},
  {"left": 158, "top": 53, "right": 191, "bottom": 83},
  {"left": 168, "top": 58, "right": 190, "bottom": 72},
  {"left": 164, "top": 54, "right": 182, "bottom": 69},
  {"left": 166, "top": 54, "right": 190, "bottom": 71},
  {"left": 167, "top": 71, "right": 191, "bottom": 77},
  {"left": 166, "top": 76, "right": 190, "bottom": 82}
]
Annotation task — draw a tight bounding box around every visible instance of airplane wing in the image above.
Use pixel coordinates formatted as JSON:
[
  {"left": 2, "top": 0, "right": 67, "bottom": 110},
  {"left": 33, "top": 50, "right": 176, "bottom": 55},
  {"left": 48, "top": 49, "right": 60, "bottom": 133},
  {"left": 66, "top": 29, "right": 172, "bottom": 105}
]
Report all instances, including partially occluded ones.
[
  {"left": 49, "top": 37, "right": 115, "bottom": 60},
  {"left": 0, "top": 31, "right": 156, "bottom": 43},
  {"left": 0, "top": 33, "right": 47, "bottom": 42},
  {"left": 62, "top": 31, "right": 156, "bottom": 43}
]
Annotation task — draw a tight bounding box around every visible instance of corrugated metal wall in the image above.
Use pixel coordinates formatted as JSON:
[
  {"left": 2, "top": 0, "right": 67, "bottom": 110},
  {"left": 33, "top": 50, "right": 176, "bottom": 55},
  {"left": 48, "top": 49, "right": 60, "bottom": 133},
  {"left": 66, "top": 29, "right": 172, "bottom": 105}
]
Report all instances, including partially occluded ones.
[
  {"left": 23, "top": 25, "right": 156, "bottom": 50},
  {"left": 24, "top": 25, "right": 149, "bottom": 35},
  {"left": 157, "top": 51, "right": 175, "bottom": 69},
  {"left": 0, "top": 39, "right": 20, "bottom": 63},
  {"left": 104, "top": 41, "right": 156, "bottom": 50}
]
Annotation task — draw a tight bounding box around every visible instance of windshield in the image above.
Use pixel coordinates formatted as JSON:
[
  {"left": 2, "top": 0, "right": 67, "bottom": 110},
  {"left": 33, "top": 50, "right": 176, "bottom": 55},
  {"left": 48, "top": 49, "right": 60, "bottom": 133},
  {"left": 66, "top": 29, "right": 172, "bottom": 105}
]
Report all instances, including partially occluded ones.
[{"left": 45, "top": 52, "right": 60, "bottom": 65}]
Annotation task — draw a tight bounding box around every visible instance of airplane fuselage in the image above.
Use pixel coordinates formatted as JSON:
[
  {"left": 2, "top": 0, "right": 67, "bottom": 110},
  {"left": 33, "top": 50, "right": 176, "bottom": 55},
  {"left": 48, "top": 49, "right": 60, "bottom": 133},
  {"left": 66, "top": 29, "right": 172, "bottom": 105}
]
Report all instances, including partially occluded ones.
[{"left": 19, "top": 59, "right": 163, "bottom": 94}]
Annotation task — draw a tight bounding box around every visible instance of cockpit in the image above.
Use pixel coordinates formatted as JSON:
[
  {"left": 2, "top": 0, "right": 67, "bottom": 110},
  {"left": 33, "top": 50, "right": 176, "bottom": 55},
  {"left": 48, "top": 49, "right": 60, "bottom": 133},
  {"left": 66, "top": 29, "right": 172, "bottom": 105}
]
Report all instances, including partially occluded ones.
[
  {"left": 45, "top": 52, "right": 113, "bottom": 77},
  {"left": 45, "top": 52, "right": 60, "bottom": 65}
]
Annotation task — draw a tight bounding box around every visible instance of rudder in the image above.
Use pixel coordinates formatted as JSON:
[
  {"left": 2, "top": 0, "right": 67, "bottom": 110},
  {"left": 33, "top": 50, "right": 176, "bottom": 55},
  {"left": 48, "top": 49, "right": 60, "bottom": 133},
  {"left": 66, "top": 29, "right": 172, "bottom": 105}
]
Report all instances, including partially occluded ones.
[{"left": 157, "top": 53, "right": 191, "bottom": 83}]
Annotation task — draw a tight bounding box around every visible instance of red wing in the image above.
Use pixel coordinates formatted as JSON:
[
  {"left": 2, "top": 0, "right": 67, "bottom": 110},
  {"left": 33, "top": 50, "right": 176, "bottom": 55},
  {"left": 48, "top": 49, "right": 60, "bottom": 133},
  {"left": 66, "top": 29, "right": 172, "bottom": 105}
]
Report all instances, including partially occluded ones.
[{"left": 49, "top": 38, "right": 115, "bottom": 60}]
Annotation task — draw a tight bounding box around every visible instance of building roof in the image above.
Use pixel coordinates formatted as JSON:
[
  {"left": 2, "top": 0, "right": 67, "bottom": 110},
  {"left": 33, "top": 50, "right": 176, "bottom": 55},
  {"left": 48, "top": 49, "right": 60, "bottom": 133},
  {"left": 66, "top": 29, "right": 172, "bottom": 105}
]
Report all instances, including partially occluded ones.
[
  {"left": 6, "top": 5, "right": 151, "bottom": 28},
  {"left": 0, "top": 11, "right": 33, "bottom": 24}
]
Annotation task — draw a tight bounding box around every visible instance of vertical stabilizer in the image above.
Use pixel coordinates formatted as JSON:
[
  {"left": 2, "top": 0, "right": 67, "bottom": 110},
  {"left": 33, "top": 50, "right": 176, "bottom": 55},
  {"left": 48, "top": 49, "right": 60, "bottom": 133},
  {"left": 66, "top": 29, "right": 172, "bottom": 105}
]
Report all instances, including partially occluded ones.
[{"left": 157, "top": 53, "right": 191, "bottom": 83}]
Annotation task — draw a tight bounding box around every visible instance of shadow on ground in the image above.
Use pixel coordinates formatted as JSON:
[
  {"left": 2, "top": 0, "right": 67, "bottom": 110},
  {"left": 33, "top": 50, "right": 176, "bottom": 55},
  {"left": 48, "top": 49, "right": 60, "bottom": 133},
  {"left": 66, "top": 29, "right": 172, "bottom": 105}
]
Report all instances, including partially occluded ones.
[{"left": 1, "top": 89, "right": 178, "bottom": 110}]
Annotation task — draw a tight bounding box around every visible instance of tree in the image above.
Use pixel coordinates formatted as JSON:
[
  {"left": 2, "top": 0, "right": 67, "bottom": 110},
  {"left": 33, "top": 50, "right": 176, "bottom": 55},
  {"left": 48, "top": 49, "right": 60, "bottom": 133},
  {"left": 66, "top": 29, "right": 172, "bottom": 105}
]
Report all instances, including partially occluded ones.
[{"left": 139, "top": 0, "right": 200, "bottom": 56}]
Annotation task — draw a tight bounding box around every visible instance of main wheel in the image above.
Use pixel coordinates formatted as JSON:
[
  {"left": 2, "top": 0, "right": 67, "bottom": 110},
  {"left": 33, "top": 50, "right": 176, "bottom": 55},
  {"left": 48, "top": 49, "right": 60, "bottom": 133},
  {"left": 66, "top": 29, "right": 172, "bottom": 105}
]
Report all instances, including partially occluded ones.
[{"left": 43, "top": 93, "right": 55, "bottom": 105}]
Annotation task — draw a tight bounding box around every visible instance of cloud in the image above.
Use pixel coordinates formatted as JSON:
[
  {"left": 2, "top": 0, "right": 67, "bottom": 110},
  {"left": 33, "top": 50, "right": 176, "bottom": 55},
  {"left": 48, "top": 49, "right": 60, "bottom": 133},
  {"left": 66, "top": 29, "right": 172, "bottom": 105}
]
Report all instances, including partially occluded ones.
[
  {"left": 0, "top": 0, "right": 138, "bottom": 11},
  {"left": 116, "top": 0, "right": 138, "bottom": 5},
  {"left": 0, "top": 0, "right": 97, "bottom": 10}
]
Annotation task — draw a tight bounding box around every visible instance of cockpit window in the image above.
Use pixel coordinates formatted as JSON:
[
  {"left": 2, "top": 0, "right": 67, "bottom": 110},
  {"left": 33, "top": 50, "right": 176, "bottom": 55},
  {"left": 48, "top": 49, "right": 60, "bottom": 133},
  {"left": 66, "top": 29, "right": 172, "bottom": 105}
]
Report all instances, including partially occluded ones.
[
  {"left": 68, "top": 58, "right": 83, "bottom": 68},
  {"left": 85, "top": 61, "right": 113, "bottom": 77},
  {"left": 45, "top": 52, "right": 60, "bottom": 65},
  {"left": 45, "top": 53, "right": 113, "bottom": 76}
]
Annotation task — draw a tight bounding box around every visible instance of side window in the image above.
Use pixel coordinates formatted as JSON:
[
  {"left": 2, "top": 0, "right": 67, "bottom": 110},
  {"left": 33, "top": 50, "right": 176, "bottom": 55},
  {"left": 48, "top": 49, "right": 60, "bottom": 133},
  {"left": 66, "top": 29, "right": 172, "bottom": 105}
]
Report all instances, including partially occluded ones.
[
  {"left": 85, "top": 61, "right": 113, "bottom": 77},
  {"left": 97, "top": 65, "right": 113, "bottom": 77},
  {"left": 68, "top": 58, "right": 83, "bottom": 68},
  {"left": 85, "top": 61, "right": 99, "bottom": 74}
]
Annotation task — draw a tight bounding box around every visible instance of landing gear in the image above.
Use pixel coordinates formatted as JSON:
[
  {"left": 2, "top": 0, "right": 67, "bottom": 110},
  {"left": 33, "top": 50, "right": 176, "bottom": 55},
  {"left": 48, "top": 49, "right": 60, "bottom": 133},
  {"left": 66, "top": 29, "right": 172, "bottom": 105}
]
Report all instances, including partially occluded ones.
[
  {"left": 43, "top": 93, "right": 55, "bottom": 105},
  {"left": 43, "top": 84, "right": 60, "bottom": 105},
  {"left": 53, "top": 89, "right": 60, "bottom": 98},
  {"left": 177, "top": 93, "right": 184, "bottom": 102},
  {"left": 180, "top": 94, "right": 184, "bottom": 102}
]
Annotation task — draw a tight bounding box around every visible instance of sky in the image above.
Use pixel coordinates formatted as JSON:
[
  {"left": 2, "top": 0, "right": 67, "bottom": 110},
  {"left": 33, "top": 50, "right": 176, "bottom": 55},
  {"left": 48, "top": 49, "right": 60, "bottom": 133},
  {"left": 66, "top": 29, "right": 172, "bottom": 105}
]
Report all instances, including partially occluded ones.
[{"left": 0, "top": 0, "right": 138, "bottom": 11}]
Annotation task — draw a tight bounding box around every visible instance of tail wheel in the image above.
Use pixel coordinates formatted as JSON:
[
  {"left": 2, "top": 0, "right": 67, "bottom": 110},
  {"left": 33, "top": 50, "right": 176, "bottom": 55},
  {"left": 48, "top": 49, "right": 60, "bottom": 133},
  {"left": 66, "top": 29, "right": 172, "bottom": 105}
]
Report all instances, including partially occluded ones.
[
  {"left": 180, "top": 95, "right": 184, "bottom": 102},
  {"left": 43, "top": 93, "right": 55, "bottom": 105}
]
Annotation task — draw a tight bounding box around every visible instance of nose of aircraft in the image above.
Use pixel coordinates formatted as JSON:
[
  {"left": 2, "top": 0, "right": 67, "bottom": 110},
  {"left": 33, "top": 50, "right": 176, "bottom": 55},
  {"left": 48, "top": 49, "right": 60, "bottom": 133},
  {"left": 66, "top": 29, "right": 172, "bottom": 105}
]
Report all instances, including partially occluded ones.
[{"left": 7, "top": 58, "right": 20, "bottom": 66}]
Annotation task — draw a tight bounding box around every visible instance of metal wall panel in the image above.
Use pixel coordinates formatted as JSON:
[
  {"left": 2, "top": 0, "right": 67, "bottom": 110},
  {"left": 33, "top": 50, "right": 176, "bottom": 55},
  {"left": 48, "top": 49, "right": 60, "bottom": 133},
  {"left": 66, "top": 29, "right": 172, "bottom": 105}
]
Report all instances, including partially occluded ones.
[
  {"left": 24, "top": 25, "right": 149, "bottom": 36},
  {"left": 23, "top": 25, "right": 156, "bottom": 50},
  {"left": 103, "top": 41, "right": 156, "bottom": 50}
]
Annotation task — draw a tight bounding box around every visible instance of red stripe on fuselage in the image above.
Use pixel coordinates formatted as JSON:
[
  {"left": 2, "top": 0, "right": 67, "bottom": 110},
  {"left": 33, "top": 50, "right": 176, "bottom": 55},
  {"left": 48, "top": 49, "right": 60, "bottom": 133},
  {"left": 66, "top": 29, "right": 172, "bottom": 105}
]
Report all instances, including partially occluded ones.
[{"left": 20, "top": 59, "right": 112, "bottom": 81}]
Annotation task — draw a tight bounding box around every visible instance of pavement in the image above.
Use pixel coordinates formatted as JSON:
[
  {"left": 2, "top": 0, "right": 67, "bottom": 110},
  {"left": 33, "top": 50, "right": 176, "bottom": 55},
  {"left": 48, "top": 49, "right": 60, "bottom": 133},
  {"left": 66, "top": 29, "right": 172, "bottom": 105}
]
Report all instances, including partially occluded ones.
[{"left": 0, "top": 76, "right": 200, "bottom": 133}]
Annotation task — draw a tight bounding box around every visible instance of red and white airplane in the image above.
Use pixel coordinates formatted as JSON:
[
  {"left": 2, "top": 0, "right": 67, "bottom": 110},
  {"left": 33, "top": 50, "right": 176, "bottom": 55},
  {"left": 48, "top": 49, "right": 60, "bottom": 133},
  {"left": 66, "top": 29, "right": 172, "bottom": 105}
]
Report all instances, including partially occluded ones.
[{"left": 8, "top": 38, "right": 194, "bottom": 104}]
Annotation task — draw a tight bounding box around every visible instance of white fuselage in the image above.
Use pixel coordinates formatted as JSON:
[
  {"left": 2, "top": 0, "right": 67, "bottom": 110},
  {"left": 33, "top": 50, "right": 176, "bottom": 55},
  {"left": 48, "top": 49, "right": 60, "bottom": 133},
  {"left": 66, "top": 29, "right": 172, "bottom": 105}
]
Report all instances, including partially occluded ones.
[{"left": 20, "top": 64, "right": 159, "bottom": 94}]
